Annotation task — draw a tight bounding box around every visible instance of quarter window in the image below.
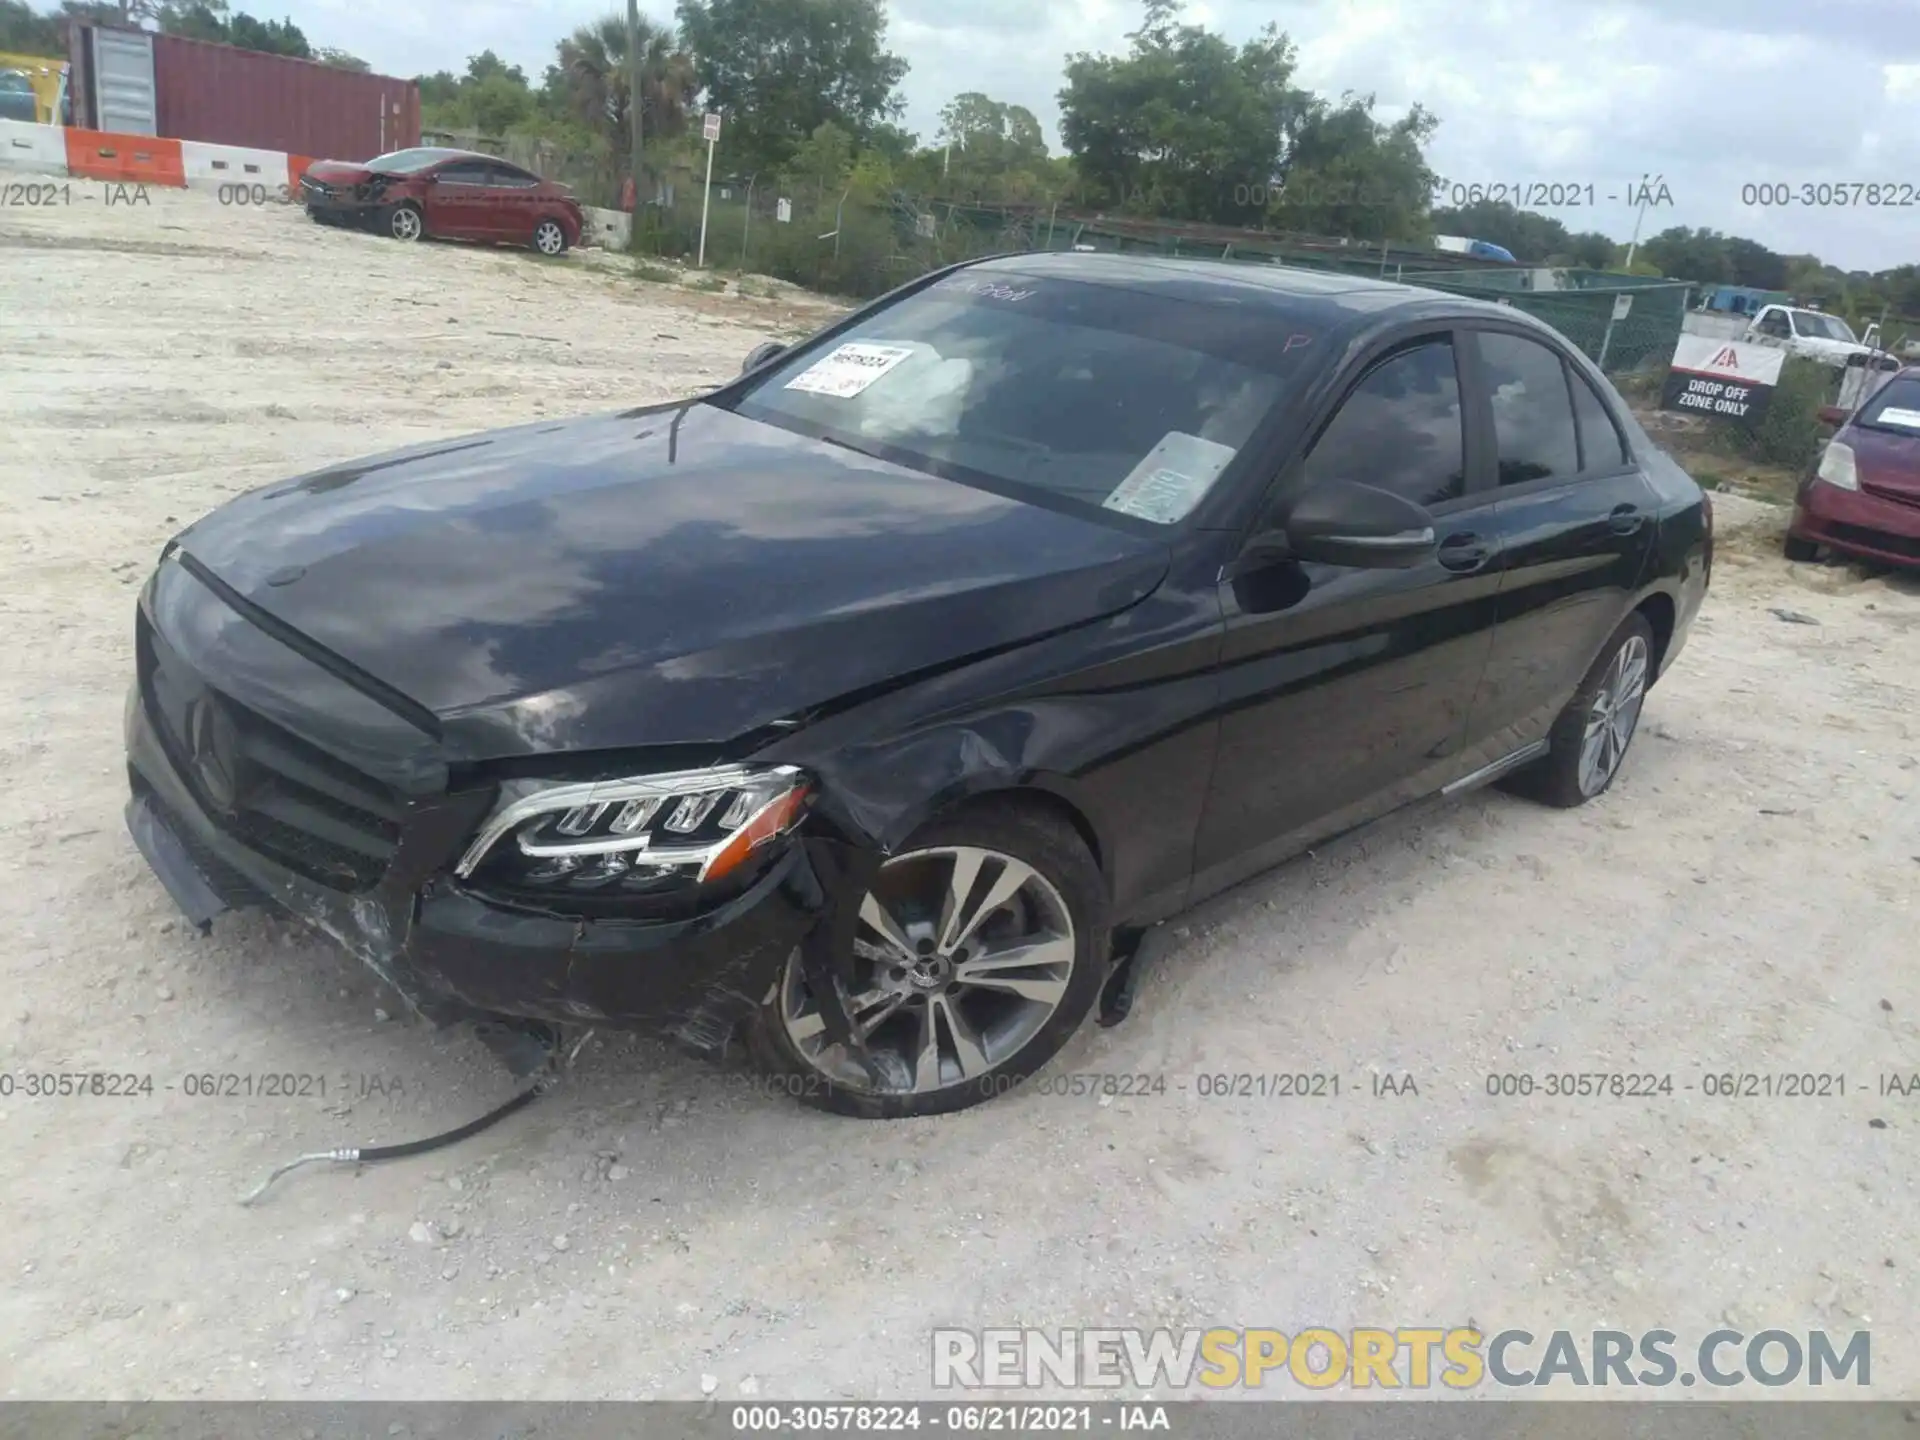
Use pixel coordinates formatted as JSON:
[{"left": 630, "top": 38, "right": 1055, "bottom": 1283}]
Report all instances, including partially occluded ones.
[
  {"left": 1480, "top": 332, "right": 1580, "bottom": 486},
  {"left": 1301, "top": 339, "right": 1465, "bottom": 508}
]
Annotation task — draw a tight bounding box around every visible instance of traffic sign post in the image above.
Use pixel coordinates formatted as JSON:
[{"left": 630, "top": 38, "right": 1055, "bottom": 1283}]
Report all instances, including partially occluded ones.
[
  {"left": 697, "top": 112, "right": 721, "bottom": 268},
  {"left": 1598, "top": 292, "right": 1633, "bottom": 372}
]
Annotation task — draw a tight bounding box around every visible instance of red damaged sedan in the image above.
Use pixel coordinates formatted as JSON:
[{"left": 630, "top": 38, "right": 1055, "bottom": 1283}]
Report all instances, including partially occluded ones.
[
  {"left": 299, "top": 146, "right": 585, "bottom": 257},
  {"left": 1787, "top": 368, "right": 1920, "bottom": 567}
]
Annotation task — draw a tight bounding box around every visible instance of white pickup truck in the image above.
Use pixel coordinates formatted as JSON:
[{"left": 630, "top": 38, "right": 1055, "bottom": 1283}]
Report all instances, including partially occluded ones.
[{"left": 1743, "top": 304, "right": 1882, "bottom": 366}]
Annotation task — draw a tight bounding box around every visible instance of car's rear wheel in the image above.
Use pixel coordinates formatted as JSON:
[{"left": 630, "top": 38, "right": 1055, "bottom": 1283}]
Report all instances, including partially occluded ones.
[
  {"left": 1783, "top": 533, "right": 1819, "bottom": 562},
  {"left": 748, "top": 802, "right": 1108, "bottom": 1119},
  {"left": 1505, "top": 613, "right": 1654, "bottom": 809},
  {"left": 383, "top": 202, "right": 423, "bottom": 242},
  {"left": 532, "top": 218, "right": 569, "bottom": 256}
]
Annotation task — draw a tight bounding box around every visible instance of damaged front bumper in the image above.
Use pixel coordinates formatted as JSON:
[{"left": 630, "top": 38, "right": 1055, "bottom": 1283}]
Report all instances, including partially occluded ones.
[{"left": 124, "top": 683, "right": 828, "bottom": 1058}]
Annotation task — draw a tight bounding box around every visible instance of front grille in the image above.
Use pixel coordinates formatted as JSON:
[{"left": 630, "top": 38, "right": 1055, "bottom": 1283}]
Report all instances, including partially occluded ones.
[
  {"left": 1861, "top": 481, "right": 1920, "bottom": 513},
  {"left": 1826, "top": 522, "right": 1920, "bottom": 561},
  {"left": 137, "top": 613, "right": 406, "bottom": 892}
]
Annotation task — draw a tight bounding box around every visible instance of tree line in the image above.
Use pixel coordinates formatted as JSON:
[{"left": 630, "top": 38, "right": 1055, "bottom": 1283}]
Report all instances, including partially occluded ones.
[
  {"left": 1, "top": 0, "right": 367, "bottom": 68},
  {"left": 6, "top": 0, "right": 1912, "bottom": 321}
]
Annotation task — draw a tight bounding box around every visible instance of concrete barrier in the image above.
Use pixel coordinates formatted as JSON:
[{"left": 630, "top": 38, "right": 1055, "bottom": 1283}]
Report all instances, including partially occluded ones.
[
  {"left": 63, "top": 127, "right": 186, "bottom": 187},
  {"left": 0, "top": 118, "right": 71, "bottom": 177},
  {"left": 583, "top": 205, "right": 630, "bottom": 251},
  {"left": 181, "top": 139, "right": 297, "bottom": 198}
]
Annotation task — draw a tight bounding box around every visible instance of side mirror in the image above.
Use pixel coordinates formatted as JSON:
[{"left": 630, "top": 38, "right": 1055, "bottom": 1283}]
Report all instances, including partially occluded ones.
[
  {"left": 1816, "top": 405, "right": 1848, "bottom": 428},
  {"left": 1273, "top": 480, "right": 1438, "bottom": 569},
  {"left": 741, "top": 341, "right": 787, "bottom": 375}
]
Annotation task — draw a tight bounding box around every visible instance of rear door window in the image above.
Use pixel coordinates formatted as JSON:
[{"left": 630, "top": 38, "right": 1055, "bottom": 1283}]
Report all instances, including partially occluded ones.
[
  {"left": 1478, "top": 331, "right": 1580, "bottom": 486},
  {"left": 1569, "top": 369, "right": 1629, "bottom": 470}
]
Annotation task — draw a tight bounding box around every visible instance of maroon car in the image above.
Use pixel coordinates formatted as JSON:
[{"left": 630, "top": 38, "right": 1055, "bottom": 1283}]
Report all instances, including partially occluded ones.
[
  {"left": 300, "top": 146, "right": 585, "bottom": 257},
  {"left": 1787, "top": 367, "right": 1920, "bottom": 567}
]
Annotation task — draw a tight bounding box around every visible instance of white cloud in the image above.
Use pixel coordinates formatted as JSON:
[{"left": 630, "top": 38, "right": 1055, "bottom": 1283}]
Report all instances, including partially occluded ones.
[{"left": 262, "top": 0, "right": 1915, "bottom": 269}]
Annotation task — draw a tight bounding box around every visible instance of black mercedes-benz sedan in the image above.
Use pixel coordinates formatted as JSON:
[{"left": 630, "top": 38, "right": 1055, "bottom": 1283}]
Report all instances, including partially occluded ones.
[{"left": 124, "top": 253, "right": 1711, "bottom": 1117}]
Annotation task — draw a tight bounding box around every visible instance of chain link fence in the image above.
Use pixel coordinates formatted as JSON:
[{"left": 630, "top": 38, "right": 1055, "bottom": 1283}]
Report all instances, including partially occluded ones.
[
  {"left": 1409, "top": 269, "right": 1692, "bottom": 376},
  {"left": 451, "top": 138, "right": 1697, "bottom": 376}
]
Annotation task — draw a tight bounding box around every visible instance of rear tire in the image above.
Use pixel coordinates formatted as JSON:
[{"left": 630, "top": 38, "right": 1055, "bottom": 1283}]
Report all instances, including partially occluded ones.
[
  {"left": 748, "top": 801, "right": 1109, "bottom": 1119},
  {"left": 1504, "top": 613, "right": 1655, "bottom": 810},
  {"left": 1783, "top": 533, "right": 1819, "bottom": 562},
  {"left": 532, "top": 218, "right": 569, "bottom": 256}
]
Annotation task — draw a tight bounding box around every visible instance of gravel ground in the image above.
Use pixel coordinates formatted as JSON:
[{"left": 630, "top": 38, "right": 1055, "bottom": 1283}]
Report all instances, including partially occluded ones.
[{"left": 1, "top": 187, "right": 1916, "bottom": 1402}]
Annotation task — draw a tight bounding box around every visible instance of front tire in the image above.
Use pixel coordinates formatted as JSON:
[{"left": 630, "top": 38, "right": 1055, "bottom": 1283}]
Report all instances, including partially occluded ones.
[
  {"left": 1506, "top": 613, "right": 1654, "bottom": 809},
  {"left": 383, "top": 202, "right": 424, "bottom": 242},
  {"left": 1783, "top": 533, "right": 1819, "bottom": 562},
  {"left": 748, "top": 802, "right": 1109, "bottom": 1119}
]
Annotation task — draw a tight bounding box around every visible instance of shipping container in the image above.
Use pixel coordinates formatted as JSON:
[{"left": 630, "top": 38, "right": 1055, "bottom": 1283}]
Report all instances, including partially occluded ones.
[{"left": 68, "top": 25, "right": 418, "bottom": 162}]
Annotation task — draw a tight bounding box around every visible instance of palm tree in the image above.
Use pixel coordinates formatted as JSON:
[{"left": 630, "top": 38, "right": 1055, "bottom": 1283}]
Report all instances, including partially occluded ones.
[{"left": 556, "top": 12, "right": 697, "bottom": 175}]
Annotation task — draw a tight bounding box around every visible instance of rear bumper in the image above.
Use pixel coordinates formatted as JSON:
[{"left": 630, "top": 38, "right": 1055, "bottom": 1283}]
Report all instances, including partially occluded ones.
[
  {"left": 1790, "top": 476, "right": 1920, "bottom": 567},
  {"left": 124, "top": 682, "right": 825, "bottom": 1056}
]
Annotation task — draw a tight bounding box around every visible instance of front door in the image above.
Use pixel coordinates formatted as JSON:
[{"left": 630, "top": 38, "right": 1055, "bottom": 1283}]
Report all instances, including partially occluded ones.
[
  {"left": 423, "top": 161, "right": 493, "bottom": 238},
  {"left": 1191, "top": 331, "right": 1505, "bottom": 896}
]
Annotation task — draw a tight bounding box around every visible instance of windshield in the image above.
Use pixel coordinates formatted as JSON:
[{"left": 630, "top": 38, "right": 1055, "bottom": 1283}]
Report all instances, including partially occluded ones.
[
  {"left": 1856, "top": 376, "right": 1920, "bottom": 433},
  {"left": 1792, "top": 310, "right": 1856, "bottom": 343},
  {"left": 0, "top": 72, "right": 32, "bottom": 94},
  {"left": 727, "top": 272, "right": 1314, "bottom": 526},
  {"left": 366, "top": 148, "right": 455, "bottom": 174}
]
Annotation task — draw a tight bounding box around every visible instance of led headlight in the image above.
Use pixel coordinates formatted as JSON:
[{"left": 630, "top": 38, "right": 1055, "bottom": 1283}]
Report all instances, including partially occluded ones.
[{"left": 455, "top": 764, "right": 809, "bottom": 895}]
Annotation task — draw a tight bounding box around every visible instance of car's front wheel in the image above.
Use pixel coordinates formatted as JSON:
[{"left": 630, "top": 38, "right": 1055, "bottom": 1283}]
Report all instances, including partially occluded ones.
[
  {"left": 1783, "top": 532, "right": 1819, "bottom": 562},
  {"left": 532, "top": 218, "right": 569, "bottom": 256},
  {"left": 383, "top": 202, "right": 424, "bottom": 242},
  {"left": 749, "top": 802, "right": 1108, "bottom": 1119}
]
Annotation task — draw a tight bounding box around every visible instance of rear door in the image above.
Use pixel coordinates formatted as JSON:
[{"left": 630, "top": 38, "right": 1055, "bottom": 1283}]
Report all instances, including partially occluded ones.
[
  {"left": 1460, "top": 326, "right": 1660, "bottom": 752},
  {"left": 478, "top": 162, "right": 541, "bottom": 241},
  {"left": 1190, "top": 329, "right": 1507, "bottom": 894}
]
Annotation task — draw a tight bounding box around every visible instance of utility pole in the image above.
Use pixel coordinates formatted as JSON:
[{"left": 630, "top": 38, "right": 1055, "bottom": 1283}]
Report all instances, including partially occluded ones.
[
  {"left": 1622, "top": 191, "right": 1650, "bottom": 270},
  {"left": 626, "top": 0, "right": 644, "bottom": 220}
]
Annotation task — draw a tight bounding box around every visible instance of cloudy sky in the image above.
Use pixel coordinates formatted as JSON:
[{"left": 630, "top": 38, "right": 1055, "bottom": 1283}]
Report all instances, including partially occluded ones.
[{"left": 274, "top": 0, "right": 1918, "bottom": 271}]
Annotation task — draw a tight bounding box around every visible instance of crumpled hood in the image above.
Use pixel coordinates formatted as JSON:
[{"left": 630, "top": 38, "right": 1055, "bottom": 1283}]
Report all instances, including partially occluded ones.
[{"left": 171, "top": 403, "right": 1170, "bottom": 758}]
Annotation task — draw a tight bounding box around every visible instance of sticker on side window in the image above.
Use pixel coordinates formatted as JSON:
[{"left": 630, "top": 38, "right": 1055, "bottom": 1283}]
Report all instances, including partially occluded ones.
[
  {"left": 1873, "top": 406, "right": 1920, "bottom": 429},
  {"left": 783, "top": 342, "right": 917, "bottom": 398},
  {"left": 1102, "top": 432, "right": 1239, "bottom": 524}
]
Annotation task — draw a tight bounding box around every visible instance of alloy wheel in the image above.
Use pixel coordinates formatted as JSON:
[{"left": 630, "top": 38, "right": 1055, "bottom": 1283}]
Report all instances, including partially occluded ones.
[
  {"left": 1578, "top": 633, "right": 1649, "bottom": 797},
  {"left": 390, "top": 207, "right": 422, "bottom": 241},
  {"left": 534, "top": 221, "right": 565, "bottom": 256},
  {"left": 778, "top": 845, "right": 1077, "bottom": 1094}
]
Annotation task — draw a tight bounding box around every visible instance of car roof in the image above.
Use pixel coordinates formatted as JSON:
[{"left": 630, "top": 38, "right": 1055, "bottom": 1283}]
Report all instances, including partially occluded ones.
[{"left": 966, "top": 250, "right": 1522, "bottom": 329}]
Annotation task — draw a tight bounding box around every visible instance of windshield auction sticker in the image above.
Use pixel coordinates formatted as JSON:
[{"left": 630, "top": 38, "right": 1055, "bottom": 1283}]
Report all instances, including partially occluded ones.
[
  {"left": 784, "top": 342, "right": 918, "bottom": 399},
  {"left": 1104, "top": 432, "right": 1238, "bottom": 524},
  {"left": 1872, "top": 406, "right": 1920, "bottom": 429}
]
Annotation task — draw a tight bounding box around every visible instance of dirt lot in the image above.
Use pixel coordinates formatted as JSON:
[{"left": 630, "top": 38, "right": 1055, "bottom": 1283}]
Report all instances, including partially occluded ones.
[{"left": 1, "top": 187, "right": 1916, "bottom": 1402}]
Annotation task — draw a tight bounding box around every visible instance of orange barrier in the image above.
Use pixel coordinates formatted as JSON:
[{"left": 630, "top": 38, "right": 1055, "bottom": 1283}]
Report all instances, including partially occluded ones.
[
  {"left": 286, "top": 154, "right": 313, "bottom": 194},
  {"left": 62, "top": 127, "right": 186, "bottom": 186}
]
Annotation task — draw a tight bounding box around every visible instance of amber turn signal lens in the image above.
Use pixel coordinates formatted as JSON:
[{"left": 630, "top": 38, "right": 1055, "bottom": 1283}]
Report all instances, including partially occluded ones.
[{"left": 697, "top": 785, "right": 811, "bottom": 883}]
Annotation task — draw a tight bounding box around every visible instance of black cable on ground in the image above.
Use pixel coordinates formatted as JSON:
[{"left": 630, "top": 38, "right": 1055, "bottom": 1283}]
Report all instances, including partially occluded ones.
[{"left": 237, "top": 1078, "right": 551, "bottom": 1207}]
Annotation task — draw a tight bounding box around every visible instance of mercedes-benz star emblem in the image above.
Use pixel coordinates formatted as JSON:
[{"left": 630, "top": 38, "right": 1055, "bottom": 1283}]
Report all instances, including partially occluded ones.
[{"left": 187, "top": 697, "right": 240, "bottom": 814}]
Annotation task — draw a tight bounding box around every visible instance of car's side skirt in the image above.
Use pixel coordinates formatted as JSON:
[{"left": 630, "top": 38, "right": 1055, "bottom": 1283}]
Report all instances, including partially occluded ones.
[{"left": 1440, "top": 739, "right": 1550, "bottom": 796}]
